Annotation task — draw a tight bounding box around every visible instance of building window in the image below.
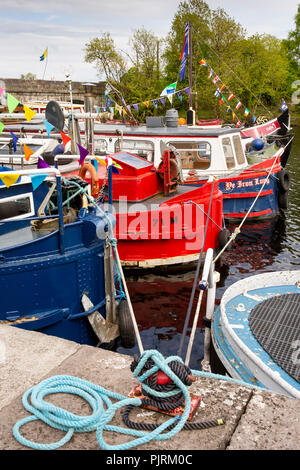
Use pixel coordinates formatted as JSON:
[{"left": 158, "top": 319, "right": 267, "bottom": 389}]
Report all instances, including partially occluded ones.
[
  {"left": 222, "top": 137, "right": 235, "bottom": 169},
  {"left": 167, "top": 141, "right": 211, "bottom": 169}
]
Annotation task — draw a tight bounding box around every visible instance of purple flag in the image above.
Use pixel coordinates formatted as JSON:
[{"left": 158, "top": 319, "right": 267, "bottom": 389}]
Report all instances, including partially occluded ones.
[
  {"left": 133, "top": 103, "right": 139, "bottom": 112},
  {"left": 77, "top": 143, "right": 89, "bottom": 166},
  {"left": 37, "top": 157, "right": 50, "bottom": 169},
  {"left": 183, "top": 87, "right": 190, "bottom": 96},
  {"left": 159, "top": 97, "right": 165, "bottom": 106}
]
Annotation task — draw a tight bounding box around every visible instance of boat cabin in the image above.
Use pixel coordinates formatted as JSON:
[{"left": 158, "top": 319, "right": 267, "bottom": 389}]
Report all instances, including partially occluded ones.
[{"left": 91, "top": 122, "right": 249, "bottom": 179}]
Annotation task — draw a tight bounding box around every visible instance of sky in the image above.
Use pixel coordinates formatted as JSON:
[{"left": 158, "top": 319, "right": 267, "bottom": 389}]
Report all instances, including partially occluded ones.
[{"left": 0, "top": 0, "right": 299, "bottom": 83}]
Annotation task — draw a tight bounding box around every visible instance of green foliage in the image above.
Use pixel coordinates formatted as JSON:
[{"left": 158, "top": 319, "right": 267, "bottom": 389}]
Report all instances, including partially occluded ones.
[
  {"left": 84, "top": 0, "right": 297, "bottom": 121},
  {"left": 20, "top": 73, "right": 37, "bottom": 80}
]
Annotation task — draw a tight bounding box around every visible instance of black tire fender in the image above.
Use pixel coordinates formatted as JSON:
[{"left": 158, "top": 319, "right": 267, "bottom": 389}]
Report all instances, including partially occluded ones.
[
  {"left": 278, "top": 191, "right": 288, "bottom": 210},
  {"left": 118, "top": 298, "right": 136, "bottom": 349},
  {"left": 219, "top": 228, "right": 231, "bottom": 248},
  {"left": 277, "top": 169, "right": 290, "bottom": 193}
]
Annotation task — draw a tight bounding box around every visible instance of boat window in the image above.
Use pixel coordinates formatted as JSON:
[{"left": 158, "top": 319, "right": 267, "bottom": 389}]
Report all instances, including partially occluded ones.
[
  {"left": 94, "top": 139, "right": 108, "bottom": 155},
  {"left": 0, "top": 194, "right": 34, "bottom": 221},
  {"left": 114, "top": 139, "right": 154, "bottom": 162},
  {"left": 222, "top": 137, "right": 235, "bottom": 169},
  {"left": 233, "top": 135, "right": 246, "bottom": 164},
  {"left": 167, "top": 141, "right": 211, "bottom": 170}
]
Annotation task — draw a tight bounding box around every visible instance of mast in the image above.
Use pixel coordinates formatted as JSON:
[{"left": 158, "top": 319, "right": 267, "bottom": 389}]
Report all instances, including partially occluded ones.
[{"left": 188, "top": 23, "right": 192, "bottom": 109}]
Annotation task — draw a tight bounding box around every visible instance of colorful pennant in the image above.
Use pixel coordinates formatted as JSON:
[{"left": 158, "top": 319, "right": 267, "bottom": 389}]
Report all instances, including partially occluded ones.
[
  {"left": 77, "top": 143, "right": 89, "bottom": 166},
  {"left": 0, "top": 122, "right": 4, "bottom": 134},
  {"left": 60, "top": 131, "right": 71, "bottom": 148},
  {"left": 6, "top": 93, "right": 19, "bottom": 113},
  {"left": 24, "top": 144, "right": 34, "bottom": 161},
  {"left": 31, "top": 174, "right": 47, "bottom": 191},
  {"left": 9, "top": 131, "right": 18, "bottom": 152},
  {"left": 0, "top": 173, "right": 20, "bottom": 188},
  {"left": 37, "top": 157, "right": 50, "bottom": 169},
  {"left": 44, "top": 120, "right": 54, "bottom": 137},
  {"left": 23, "top": 105, "right": 36, "bottom": 122}
]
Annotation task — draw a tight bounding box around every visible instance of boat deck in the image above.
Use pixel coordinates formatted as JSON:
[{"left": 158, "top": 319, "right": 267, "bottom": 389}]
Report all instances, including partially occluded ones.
[{"left": 249, "top": 293, "right": 300, "bottom": 384}]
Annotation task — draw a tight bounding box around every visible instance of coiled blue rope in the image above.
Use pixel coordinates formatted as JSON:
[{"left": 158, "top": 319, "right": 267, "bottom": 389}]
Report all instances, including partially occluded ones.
[{"left": 13, "top": 350, "right": 191, "bottom": 450}]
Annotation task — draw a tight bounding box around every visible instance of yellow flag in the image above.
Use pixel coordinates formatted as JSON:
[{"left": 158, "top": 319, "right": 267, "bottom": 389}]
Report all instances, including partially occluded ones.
[
  {"left": 23, "top": 105, "right": 36, "bottom": 122},
  {"left": 0, "top": 173, "right": 20, "bottom": 188},
  {"left": 95, "top": 157, "right": 106, "bottom": 166},
  {"left": 24, "top": 144, "right": 34, "bottom": 161},
  {"left": 143, "top": 101, "right": 150, "bottom": 108}
]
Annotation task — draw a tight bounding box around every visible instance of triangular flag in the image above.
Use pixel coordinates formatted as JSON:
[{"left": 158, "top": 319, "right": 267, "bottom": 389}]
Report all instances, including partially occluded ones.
[
  {"left": 6, "top": 93, "right": 19, "bottom": 114},
  {"left": 167, "top": 94, "right": 173, "bottom": 104},
  {"left": 0, "top": 173, "right": 20, "bottom": 188},
  {"left": 24, "top": 144, "right": 34, "bottom": 161},
  {"left": 152, "top": 99, "right": 158, "bottom": 108},
  {"left": 111, "top": 166, "right": 120, "bottom": 175},
  {"left": 95, "top": 157, "right": 106, "bottom": 166},
  {"left": 31, "top": 174, "right": 47, "bottom": 191},
  {"left": 143, "top": 101, "right": 150, "bottom": 108},
  {"left": 37, "top": 157, "right": 50, "bottom": 169},
  {"left": 44, "top": 120, "right": 54, "bottom": 137},
  {"left": 133, "top": 103, "right": 139, "bottom": 112},
  {"left": 9, "top": 131, "right": 18, "bottom": 152},
  {"left": 177, "top": 93, "right": 182, "bottom": 103},
  {"left": 23, "top": 105, "right": 36, "bottom": 122},
  {"left": 160, "top": 82, "right": 177, "bottom": 96},
  {"left": 77, "top": 143, "right": 89, "bottom": 166},
  {"left": 208, "top": 69, "right": 213, "bottom": 79},
  {"left": 159, "top": 97, "right": 166, "bottom": 106},
  {"left": 199, "top": 59, "right": 207, "bottom": 66},
  {"left": 183, "top": 87, "right": 190, "bottom": 95},
  {"left": 60, "top": 131, "right": 71, "bottom": 148},
  {"left": 0, "top": 88, "right": 4, "bottom": 96},
  {"left": 0, "top": 122, "right": 4, "bottom": 134},
  {"left": 253, "top": 115, "right": 257, "bottom": 124}
]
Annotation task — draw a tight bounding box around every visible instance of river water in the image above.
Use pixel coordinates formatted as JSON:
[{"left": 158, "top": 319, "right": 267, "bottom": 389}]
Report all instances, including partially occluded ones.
[{"left": 116, "top": 126, "right": 300, "bottom": 370}]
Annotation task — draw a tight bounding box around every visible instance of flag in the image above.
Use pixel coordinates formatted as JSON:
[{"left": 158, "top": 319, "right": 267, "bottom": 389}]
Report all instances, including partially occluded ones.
[
  {"left": 77, "top": 143, "right": 89, "bottom": 166},
  {"left": 37, "top": 157, "right": 50, "bottom": 169},
  {"left": 220, "top": 84, "right": 226, "bottom": 92},
  {"left": 235, "top": 120, "right": 242, "bottom": 127},
  {"left": 44, "top": 120, "right": 54, "bottom": 137},
  {"left": 214, "top": 88, "right": 220, "bottom": 97},
  {"left": 199, "top": 59, "right": 207, "bottom": 66},
  {"left": 232, "top": 111, "right": 236, "bottom": 121},
  {"left": 208, "top": 69, "right": 213, "bottom": 79},
  {"left": 60, "top": 131, "right": 71, "bottom": 148},
  {"left": 143, "top": 101, "right": 150, "bottom": 108},
  {"left": 160, "top": 82, "right": 177, "bottom": 96},
  {"left": 228, "top": 93, "right": 234, "bottom": 100},
  {"left": 183, "top": 87, "right": 190, "bottom": 96},
  {"left": 280, "top": 100, "right": 288, "bottom": 112},
  {"left": 0, "top": 88, "right": 4, "bottom": 96},
  {"left": 244, "top": 108, "right": 250, "bottom": 117},
  {"left": 219, "top": 96, "right": 225, "bottom": 104},
  {"left": 24, "top": 144, "right": 34, "bottom": 161},
  {"left": 152, "top": 99, "right": 158, "bottom": 108},
  {"left": 40, "top": 48, "right": 48, "bottom": 61},
  {"left": 9, "top": 131, "right": 18, "bottom": 152},
  {"left": 31, "top": 174, "right": 47, "bottom": 191},
  {"left": 133, "top": 103, "right": 139, "bottom": 112},
  {"left": 236, "top": 101, "right": 242, "bottom": 110},
  {"left": 6, "top": 93, "right": 19, "bottom": 113},
  {"left": 253, "top": 115, "right": 257, "bottom": 124},
  {"left": 0, "top": 122, "right": 4, "bottom": 134},
  {"left": 159, "top": 97, "right": 166, "bottom": 106},
  {"left": 179, "top": 23, "right": 190, "bottom": 81},
  {"left": 226, "top": 105, "right": 231, "bottom": 113},
  {"left": 104, "top": 83, "right": 112, "bottom": 98},
  {"left": 0, "top": 173, "right": 20, "bottom": 188},
  {"left": 212, "top": 76, "right": 220, "bottom": 85},
  {"left": 23, "top": 105, "right": 36, "bottom": 122}
]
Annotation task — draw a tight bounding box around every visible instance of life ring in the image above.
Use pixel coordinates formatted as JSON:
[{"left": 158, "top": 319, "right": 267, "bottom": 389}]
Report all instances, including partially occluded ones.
[
  {"left": 79, "top": 162, "right": 100, "bottom": 197},
  {"left": 118, "top": 298, "right": 135, "bottom": 349},
  {"left": 277, "top": 169, "right": 290, "bottom": 193},
  {"left": 158, "top": 157, "right": 180, "bottom": 181}
]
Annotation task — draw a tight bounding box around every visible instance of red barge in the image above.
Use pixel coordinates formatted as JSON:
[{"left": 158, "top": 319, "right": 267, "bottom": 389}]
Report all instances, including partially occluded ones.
[{"left": 69, "top": 149, "right": 224, "bottom": 269}]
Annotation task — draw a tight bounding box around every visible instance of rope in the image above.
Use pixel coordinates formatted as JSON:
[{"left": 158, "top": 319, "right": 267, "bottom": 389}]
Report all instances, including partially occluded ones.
[
  {"left": 13, "top": 350, "right": 228, "bottom": 450},
  {"left": 177, "top": 178, "right": 216, "bottom": 360}
]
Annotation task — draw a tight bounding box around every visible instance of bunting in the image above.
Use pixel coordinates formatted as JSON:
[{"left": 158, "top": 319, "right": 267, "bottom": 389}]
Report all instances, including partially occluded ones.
[
  {"left": 23, "top": 105, "right": 36, "bottom": 121},
  {"left": 60, "top": 131, "right": 71, "bottom": 148},
  {"left": 0, "top": 173, "right": 20, "bottom": 188},
  {"left": 44, "top": 119, "right": 54, "bottom": 137},
  {"left": 6, "top": 93, "right": 19, "bottom": 113},
  {"left": 9, "top": 131, "right": 18, "bottom": 152},
  {"left": 0, "top": 122, "right": 4, "bottom": 134},
  {"left": 199, "top": 57, "right": 258, "bottom": 125},
  {"left": 24, "top": 144, "right": 34, "bottom": 161},
  {"left": 77, "top": 143, "right": 89, "bottom": 166},
  {"left": 31, "top": 174, "right": 47, "bottom": 191},
  {"left": 37, "top": 157, "right": 50, "bottom": 169}
]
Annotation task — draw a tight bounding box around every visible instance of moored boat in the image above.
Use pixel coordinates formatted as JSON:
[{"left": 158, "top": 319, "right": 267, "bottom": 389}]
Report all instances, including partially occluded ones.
[
  {"left": 0, "top": 165, "right": 135, "bottom": 348},
  {"left": 211, "top": 270, "right": 300, "bottom": 398}
]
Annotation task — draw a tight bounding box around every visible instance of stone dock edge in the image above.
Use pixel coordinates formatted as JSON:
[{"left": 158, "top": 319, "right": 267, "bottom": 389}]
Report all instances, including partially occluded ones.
[{"left": 0, "top": 324, "right": 299, "bottom": 451}]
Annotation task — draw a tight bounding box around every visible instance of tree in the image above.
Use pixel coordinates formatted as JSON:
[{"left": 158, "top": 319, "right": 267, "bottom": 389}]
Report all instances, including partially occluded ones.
[
  {"left": 20, "top": 73, "right": 36, "bottom": 80},
  {"left": 84, "top": 33, "right": 127, "bottom": 85}
]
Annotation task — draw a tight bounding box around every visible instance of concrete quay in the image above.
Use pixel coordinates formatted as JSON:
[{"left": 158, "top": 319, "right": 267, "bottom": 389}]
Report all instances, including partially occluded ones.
[{"left": 0, "top": 324, "right": 299, "bottom": 451}]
